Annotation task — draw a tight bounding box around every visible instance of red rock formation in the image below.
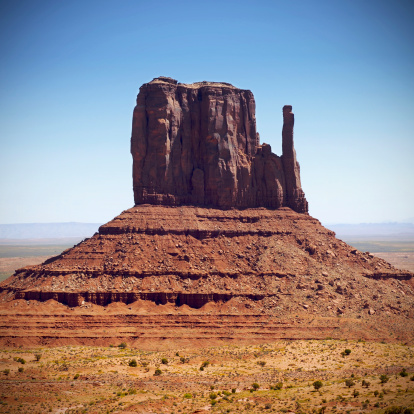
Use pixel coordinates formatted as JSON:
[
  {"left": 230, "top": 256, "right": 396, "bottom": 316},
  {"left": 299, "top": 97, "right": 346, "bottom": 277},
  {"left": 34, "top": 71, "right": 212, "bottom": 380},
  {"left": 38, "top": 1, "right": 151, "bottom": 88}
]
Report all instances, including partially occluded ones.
[
  {"left": 131, "top": 77, "right": 308, "bottom": 212},
  {"left": 0, "top": 77, "right": 413, "bottom": 347}
]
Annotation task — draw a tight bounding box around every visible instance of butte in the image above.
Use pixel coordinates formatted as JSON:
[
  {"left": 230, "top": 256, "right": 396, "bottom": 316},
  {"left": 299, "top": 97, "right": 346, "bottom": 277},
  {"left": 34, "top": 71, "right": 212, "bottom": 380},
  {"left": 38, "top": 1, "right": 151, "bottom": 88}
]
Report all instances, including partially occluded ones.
[{"left": 0, "top": 76, "right": 413, "bottom": 348}]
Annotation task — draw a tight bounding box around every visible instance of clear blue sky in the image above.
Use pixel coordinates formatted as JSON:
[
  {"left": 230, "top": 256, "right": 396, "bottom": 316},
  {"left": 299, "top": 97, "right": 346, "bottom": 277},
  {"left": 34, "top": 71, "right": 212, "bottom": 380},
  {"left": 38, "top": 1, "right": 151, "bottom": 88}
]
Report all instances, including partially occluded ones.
[{"left": 1, "top": 0, "right": 413, "bottom": 225}]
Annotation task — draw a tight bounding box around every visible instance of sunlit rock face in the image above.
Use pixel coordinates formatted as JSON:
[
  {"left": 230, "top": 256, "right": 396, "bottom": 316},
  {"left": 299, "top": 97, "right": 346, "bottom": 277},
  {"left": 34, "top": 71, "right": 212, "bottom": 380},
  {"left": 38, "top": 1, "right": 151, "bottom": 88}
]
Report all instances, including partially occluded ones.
[{"left": 131, "top": 77, "right": 308, "bottom": 213}]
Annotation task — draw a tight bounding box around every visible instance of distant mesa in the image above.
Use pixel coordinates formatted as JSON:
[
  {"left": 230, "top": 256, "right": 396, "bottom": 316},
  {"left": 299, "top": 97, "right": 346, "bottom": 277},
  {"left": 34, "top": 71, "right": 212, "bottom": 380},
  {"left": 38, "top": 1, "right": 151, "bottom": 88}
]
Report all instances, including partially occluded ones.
[{"left": 131, "top": 77, "right": 308, "bottom": 213}]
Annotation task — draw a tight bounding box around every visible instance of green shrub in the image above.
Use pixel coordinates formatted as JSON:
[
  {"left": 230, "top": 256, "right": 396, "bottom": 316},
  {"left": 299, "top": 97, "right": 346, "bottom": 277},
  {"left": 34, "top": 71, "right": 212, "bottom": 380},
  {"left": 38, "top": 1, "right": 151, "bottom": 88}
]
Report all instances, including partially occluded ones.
[
  {"left": 231, "top": 388, "right": 236, "bottom": 393},
  {"left": 118, "top": 342, "right": 127, "bottom": 349},
  {"left": 380, "top": 374, "right": 389, "bottom": 384},
  {"left": 344, "top": 349, "right": 351, "bottom": 355},
  {"left": 183, "top": 393, "right": 192, "bottom": 399},
  {"left": 313, "top": 380, "right": 323, "bottom": 390},
  {"left": 128, "top": 359, "right": 137, "bottom": 367},
  {"left": 345, "top": 379, "right": 355, "bottom": 388},
  {"left": 399, "top": 369, "right": 408, "bottom": 377},
  {"left": 252, "top": 382, "right": 260, "bottom": 391},
  {"left": 128, "top": 389, "right": 137, "bottom": 395},
  {"left": 161, "top": 358, "right": 168, "bottom": 365},
  {"left": 154, "top": 368, "right": 162, "bottom": 376},
  {"left": 274, "top": 382, "right": 283, "bottom": 390},
  {"left": 209, "top": 392, "right": 217, "bottom": 400}
]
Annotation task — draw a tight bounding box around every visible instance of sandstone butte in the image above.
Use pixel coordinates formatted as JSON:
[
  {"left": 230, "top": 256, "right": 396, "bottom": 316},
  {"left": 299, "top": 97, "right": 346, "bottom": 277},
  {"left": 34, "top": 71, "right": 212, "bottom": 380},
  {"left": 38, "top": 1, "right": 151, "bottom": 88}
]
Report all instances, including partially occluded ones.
[{"left": 0, "top": 76, "right": 413, "bottom": 348}]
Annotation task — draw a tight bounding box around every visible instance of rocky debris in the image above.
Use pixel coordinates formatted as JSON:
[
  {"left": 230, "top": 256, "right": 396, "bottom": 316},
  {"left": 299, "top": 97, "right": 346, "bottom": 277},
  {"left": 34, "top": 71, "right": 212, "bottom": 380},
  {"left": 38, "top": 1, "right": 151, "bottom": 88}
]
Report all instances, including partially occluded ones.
[
  {"left": 131, "top": 77, "right": 308, "bottom": 212},
  {"left": 1, "top": 206, "right": 412, "bottom": 321}
]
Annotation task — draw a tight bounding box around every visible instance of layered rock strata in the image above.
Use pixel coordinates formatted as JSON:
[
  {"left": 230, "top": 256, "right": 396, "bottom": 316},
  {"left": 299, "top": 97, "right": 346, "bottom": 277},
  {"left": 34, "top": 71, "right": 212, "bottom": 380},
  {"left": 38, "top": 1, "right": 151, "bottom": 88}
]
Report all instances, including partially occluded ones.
[
  {"left": 1, "top": 206, "right": 412, "bottom": 313},
  {"left": 131, "top": 77, "right": 308, "bottom": 212}
]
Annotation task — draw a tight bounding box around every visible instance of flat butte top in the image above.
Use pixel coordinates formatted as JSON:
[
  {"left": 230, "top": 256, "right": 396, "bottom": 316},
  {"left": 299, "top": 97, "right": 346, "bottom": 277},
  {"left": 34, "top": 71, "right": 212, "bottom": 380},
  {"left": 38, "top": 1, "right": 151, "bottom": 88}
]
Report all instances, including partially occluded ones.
[{"left": 148, "top": 76, "right": 241, "bottom": 90}]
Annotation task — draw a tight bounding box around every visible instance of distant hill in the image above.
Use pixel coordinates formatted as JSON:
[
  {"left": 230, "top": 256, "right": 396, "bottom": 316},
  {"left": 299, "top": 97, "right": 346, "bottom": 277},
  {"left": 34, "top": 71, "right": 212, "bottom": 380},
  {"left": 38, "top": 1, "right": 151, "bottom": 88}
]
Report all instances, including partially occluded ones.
[{"left": 0, "top": 223, "right": 101, "bottom": 240}]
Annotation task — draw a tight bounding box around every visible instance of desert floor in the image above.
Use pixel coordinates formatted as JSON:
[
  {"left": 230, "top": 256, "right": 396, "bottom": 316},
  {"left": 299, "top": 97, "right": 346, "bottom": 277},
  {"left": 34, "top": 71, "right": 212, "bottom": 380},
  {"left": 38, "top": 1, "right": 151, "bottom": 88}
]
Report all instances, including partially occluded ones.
[{"left": 0, "top": 340, "right": 413, "bottom": 414}]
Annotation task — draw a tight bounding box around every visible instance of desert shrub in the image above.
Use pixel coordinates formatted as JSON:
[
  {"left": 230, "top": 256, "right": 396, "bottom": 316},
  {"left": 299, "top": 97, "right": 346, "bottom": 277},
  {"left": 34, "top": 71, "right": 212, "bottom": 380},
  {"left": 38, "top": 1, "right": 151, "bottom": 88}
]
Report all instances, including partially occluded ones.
[
  {"left": 313, "top": 380, "right": 323, "bottom": 390},
  {"left": 353, "top": 389, "right": 359, "bottom": 398},
  {"left": 374, "top": 390, "right": 379, "bottom": 397},
  {"left": 345, "top": 379, "right": 355, "bottom": 388},
  {"left": 161, "top": 358, "right": 168, "bottom": 365},
  {"left": 380, "top": 374, "right": 389, "bottom": 384},
  {"left": 154, "top": 368, "right": 162, "bottom": 376},
  {"left": 141, "top": 361, "right": 149, "bottom": 367},
  {"left": 128, "top": 359, "right": 137, "bottom": 367},
  {"left": 34, "top": 354, "right": 42, "bottom": 361},
  {"left": 209, "top": 392, "right": 217, "bottom": 400},
  {"left": 252, "top": 382, "right": 260, "bottom": 391},
  {"left": 180, "top": 356, "right": 189, "bottom": 364},
  {"left": 73, "top": 374, "right": 80, "bottom": 380},
  {"left": 3, "top": 369, "right": 10, "bottom": 375},
  {"left": 18, "top": 367, "right": 24, "bottom": 373},
  {"left": 223, "top": 390, "right": 231, "bottom": 396},
  {"left": 201, "top": 361, "right": 210, "bottom": 368},
  {"left": 257, "top": 361, "right": 266, "bottom": 366},
  {"left": 410, "top": 375, "right": 414, "bottom": 381},
  {"left": 385, "top": 407, "right": 413, "bottom": 414},
  {"left": 399, "top": 368, "right": 408, "bottom": 377},
  {"left": 344, "top": 349, "right": 351, "bottom": 355},
  {"left": 183, "top": 393, "right": 192, "bottom": 399},
  {"left": 175, "top": 352, "right": 179, "bottom": 356},
  {"left": 265, "top": 403, "right": 272, "bottom": 409},
  {"left": 210, "top": 385, "right": 215, "bottom": 390},
  {"left": 14, "top": 358, "right": 25, "bottom": 364},
  {"left": 231, "top": 388, "right": 236, "bottom": 393},
  {"left": 118, "top": 342, "right": 127, "bottom": 349},
  {"left": 362, "top": 379, "right": 370, "bottom": 387},
  {"left": 128, "top": 389, "right": 137, "bottom": 395},
  {"left": 199, "top": 366, "right": 204, "bottom": 371},
  {"left": 274, "top": 382, "right": 283, "bottom": 390}
]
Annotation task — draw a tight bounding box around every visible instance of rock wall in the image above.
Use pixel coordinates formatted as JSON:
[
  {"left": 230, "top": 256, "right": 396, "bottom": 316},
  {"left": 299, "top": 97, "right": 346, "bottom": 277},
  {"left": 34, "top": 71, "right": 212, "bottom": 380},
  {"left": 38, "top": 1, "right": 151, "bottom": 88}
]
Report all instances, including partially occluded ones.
[{"left": 131, "top": 77, "right": 308, "bottom": 213}]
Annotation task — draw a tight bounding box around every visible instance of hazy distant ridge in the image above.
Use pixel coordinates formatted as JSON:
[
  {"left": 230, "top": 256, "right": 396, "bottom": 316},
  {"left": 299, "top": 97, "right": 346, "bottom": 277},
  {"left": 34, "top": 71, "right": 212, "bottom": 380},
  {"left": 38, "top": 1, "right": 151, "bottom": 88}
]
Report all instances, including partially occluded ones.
[{"left": 0, "top": 223, "right": 102, "bottom": 239}]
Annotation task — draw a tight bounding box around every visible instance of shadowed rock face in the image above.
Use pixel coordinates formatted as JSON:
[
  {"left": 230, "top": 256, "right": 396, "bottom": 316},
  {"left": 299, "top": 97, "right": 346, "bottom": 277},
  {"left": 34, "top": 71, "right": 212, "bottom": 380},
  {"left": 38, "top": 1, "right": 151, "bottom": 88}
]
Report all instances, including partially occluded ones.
[{"left": 131, "top": 77, "right": 308, "bottom": 213}]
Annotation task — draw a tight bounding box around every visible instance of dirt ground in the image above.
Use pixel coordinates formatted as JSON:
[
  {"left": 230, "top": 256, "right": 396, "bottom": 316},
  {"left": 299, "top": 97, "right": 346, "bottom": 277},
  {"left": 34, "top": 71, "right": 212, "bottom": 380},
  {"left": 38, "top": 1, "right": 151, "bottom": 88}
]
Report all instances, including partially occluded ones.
[{"left": 0, "top": 340, "right": 413, "bottom": 414}]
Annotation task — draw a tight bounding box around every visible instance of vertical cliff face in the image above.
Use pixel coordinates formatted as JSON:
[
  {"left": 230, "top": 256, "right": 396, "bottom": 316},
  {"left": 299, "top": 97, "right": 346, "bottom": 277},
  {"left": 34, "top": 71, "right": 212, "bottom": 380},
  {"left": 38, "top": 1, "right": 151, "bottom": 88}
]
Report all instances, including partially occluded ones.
[{"left": 131, "top": 76, "right": 308, "bottom": 213}]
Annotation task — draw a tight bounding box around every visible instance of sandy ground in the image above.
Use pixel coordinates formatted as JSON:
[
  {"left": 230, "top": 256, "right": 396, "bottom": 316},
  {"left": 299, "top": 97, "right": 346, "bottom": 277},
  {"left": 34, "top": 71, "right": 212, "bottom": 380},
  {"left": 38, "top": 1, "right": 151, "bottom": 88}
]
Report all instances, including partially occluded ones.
[
  {"left": 372, "top": 252, "right": 414, "bottom": 273},
  {"left": 0, "top": 340, "right": 413, "bottom": 413}
]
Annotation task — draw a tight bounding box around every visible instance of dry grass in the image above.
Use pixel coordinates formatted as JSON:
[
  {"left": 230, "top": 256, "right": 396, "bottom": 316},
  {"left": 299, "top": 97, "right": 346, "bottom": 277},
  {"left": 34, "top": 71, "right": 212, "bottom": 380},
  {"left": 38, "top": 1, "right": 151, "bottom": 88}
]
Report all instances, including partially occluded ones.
[{"left": 0, "top": 339, "right": 413, "bottom": 413}]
